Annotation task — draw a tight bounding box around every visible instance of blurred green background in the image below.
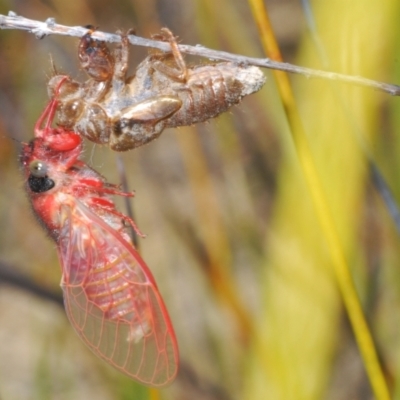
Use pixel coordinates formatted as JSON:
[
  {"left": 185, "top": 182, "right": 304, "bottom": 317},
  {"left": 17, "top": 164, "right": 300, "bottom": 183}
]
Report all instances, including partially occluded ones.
[{"left": 0, "top": 0, "right": 399, "bottom": 399}]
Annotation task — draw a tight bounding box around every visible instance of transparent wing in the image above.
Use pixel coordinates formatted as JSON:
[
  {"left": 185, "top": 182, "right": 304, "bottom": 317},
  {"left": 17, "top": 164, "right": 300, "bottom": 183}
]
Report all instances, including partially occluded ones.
[{"left": 57, "top": 202, "right": 178, "bottom": 387}]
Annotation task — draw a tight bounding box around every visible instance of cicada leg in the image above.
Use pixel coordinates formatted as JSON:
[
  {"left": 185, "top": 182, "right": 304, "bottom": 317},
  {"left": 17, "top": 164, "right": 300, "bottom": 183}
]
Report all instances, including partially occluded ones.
[
  {"left": 151, "top": 28, "right": 188, "bottom": 82},
  {"left": 113, "top": 29, "right": 135, "bottom": 82}
]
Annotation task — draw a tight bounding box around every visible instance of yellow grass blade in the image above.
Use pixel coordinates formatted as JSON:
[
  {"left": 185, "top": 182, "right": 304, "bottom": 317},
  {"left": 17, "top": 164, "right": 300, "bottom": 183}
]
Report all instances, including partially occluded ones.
[{"left": 247, "top": 0, "right": 394, "bottom": 399}]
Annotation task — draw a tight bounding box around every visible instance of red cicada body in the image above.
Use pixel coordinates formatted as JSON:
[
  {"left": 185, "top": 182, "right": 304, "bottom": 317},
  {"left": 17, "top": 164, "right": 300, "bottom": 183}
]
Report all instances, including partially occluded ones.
[{"left": 20, "top": 87, "right": 178, "bottom": 387}]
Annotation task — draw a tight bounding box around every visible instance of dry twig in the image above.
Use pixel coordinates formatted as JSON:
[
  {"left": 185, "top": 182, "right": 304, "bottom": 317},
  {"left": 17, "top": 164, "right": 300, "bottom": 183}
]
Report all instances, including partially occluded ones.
[{"left": 1, "top": 11, "right": 400, "bottom": 95}]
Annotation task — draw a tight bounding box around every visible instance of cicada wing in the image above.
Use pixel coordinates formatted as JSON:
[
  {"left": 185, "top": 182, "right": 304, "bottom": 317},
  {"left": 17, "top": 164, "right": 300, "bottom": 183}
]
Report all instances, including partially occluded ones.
[{"left": 57, "top": 203, "right": 178, "bottom": 387}]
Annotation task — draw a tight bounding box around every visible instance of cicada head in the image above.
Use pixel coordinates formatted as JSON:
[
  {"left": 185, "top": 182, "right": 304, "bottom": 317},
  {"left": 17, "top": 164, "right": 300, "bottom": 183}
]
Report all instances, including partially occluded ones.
[
  {"left": 21, "top": 90, "right": 84, "bottom": 205},
  {"left": 20, "top": 133, "right": 81, "bottom": 175}
]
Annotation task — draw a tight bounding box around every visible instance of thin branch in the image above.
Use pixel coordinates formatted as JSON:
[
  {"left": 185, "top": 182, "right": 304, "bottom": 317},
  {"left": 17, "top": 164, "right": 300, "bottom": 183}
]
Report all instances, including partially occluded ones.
[
  {"left": 1, "top": 11, "right": 400, "bottom": 96},
  {"left": 0, "top": 261, "right": 63, "bottom": 306}
]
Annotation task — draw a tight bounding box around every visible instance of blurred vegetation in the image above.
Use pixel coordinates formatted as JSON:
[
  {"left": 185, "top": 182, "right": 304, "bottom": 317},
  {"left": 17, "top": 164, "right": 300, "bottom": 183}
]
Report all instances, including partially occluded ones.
[{"left": 0, "top": 0, "right": 399, "bottom": 399}]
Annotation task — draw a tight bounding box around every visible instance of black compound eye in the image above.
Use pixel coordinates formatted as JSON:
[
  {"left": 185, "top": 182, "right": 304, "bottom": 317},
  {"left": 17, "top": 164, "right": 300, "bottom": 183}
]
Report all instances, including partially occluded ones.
[
  {"left": 28, "top": 175, "right": 55, "bottom": 193},
  {"left": 27, "top": 160, "right": 55, "bottom": 193},
  {"left": 29, "top": 160, "right": 49, "bottom": 178}
]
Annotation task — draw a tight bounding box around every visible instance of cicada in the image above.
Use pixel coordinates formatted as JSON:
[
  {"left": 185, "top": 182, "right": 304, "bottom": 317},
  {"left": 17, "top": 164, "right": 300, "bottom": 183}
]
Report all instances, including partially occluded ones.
[
  {"left": 20, "top": 82, "right": 178, "bottom": 386},
  {"left": 48, "top": 28, "right": 266, "bottom": 151}
]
